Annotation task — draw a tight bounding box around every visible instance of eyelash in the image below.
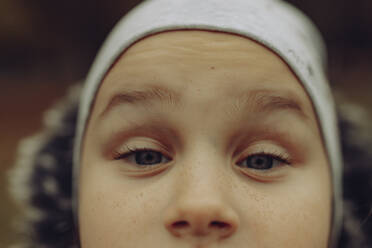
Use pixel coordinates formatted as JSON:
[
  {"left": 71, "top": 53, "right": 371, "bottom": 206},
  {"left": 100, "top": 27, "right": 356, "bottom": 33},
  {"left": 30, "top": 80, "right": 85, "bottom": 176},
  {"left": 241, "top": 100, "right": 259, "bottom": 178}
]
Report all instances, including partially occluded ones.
[
  {"left": 113, "top": 146, "right": 291, "bottom": 169},
  {"left": 243, "top": 151, "right": 291, "bottom": 164},
  {"left": 113, "top": 146, "right": 171, "bottom": 166},
  {"left": 114, "top": 147, "right": 154, "bottom": 160}
]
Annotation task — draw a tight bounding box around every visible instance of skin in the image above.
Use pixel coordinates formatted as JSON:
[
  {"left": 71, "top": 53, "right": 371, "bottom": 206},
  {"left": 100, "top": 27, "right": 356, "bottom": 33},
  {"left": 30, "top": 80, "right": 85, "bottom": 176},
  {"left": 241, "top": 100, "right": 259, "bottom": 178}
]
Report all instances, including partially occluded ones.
[{"left": 79, "top": 31, "right": 331, "bottom": 248}]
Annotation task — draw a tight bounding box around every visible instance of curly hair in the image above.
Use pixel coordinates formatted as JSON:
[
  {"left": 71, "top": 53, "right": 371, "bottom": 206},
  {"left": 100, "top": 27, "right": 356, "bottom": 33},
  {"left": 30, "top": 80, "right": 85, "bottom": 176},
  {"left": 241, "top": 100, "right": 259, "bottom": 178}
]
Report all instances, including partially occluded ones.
[{"left": 8, "top": 85, "right": 372, "bottom": 248}]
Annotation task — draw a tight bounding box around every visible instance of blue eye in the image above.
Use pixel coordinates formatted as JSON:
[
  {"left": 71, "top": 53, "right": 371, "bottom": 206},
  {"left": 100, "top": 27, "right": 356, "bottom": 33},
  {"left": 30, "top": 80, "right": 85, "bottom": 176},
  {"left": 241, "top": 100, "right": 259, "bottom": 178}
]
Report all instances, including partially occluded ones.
[
  {"left": 115, "top": 148, "right": 170, "bottom": 166},
  {"left": 134, "top": 150, "right": 163, "bottom": 165},
  {"left": 237, "top": 153, "right": 288, "bottom": 170}
]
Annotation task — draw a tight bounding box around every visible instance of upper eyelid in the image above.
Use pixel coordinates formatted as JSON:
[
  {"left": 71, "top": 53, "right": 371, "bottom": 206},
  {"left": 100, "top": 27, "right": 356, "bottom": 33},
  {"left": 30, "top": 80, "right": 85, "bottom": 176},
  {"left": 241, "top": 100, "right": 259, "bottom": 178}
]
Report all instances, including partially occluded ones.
[
  {"left": 113, "top": 136, "right": 170, "bottom": 152},
  {"left": 109, "top": 130, "right": 294, "bottom": 164},
  {"left": 102, "top": 126, "right": 179, "bottom": 157},
  {"left": 234, "top": 141, "right": 291, "bottom": 158},
  {"left": 99, "top": 111, "right": 306, "bottom": 162}
]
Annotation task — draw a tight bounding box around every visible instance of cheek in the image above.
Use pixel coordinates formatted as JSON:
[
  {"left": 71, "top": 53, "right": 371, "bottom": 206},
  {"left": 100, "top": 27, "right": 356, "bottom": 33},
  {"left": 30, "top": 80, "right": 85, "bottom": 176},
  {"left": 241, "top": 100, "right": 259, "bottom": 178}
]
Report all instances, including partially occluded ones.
[
  {"left": 78, "top": 159, "right": 170, "bottom": 247},
  {"left": 265, "top": 191, "right": 330, "bottom": 247},
  {"left": 235, "top": 164, "right": 331, "bottom": 247}
]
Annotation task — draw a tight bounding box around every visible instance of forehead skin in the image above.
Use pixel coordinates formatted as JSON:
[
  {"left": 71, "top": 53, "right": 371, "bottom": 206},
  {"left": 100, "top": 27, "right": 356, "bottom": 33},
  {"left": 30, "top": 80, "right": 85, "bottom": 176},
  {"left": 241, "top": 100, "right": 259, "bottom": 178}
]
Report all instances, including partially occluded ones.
[
  {"left": 79, "top": 31, "right": 331, "bottom": 247},
  {"left": 94, "top": 31, "right": 318, "bottom": 126}
]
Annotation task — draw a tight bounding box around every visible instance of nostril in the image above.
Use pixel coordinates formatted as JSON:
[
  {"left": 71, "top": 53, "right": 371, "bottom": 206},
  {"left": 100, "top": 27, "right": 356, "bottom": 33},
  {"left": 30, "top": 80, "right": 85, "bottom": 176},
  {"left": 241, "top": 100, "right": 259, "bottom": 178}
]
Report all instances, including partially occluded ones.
[
  {"left": 210, "top": 221, "right": 230, "bottom": 229},
  {"left": 172, "top": 220, "right": 189, "bottom": 229}
]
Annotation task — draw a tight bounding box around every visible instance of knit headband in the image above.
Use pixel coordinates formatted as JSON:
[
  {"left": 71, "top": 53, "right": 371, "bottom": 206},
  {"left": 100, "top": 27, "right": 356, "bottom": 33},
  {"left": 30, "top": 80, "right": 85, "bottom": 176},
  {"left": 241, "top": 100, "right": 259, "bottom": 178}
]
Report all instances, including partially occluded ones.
[{"left": 73, "top": 0, "right": 343, "bottom": 246}]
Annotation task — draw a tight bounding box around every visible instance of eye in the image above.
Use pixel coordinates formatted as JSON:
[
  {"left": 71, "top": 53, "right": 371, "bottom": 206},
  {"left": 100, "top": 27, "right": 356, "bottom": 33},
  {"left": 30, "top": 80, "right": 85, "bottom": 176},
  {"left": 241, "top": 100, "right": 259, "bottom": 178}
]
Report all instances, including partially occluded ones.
[
  {"left": 237, "top": 153, "right": 289, "bottom": 170},
  {"left": 114, "top": 148, "right": 171, "bottom": 166}
]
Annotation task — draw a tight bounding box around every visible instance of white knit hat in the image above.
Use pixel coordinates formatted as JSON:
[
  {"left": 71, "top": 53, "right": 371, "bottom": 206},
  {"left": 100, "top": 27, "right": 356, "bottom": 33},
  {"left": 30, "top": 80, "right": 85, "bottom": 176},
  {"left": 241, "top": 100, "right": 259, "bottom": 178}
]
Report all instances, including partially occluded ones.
[{"left": 73, "top": 0, "right": 343, "bottom": 246}]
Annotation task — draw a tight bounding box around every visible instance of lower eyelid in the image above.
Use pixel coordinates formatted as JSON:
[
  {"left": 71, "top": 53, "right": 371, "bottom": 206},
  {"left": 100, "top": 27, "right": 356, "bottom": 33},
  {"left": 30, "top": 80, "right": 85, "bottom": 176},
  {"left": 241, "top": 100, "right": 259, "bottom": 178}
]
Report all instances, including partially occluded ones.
[{"left": 235, "top": 158, "right": 291, "bottom": 182}]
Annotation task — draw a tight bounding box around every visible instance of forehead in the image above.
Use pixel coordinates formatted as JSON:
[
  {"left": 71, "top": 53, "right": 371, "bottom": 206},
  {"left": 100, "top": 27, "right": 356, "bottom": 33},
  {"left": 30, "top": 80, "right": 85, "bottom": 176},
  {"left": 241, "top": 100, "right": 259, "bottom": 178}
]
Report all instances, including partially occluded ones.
[
  {"left": 94, "top": 30, "right": 316, "bottom": 124},
  {"left": 106, "top": 31, "right": 299, "bottom": 80}
]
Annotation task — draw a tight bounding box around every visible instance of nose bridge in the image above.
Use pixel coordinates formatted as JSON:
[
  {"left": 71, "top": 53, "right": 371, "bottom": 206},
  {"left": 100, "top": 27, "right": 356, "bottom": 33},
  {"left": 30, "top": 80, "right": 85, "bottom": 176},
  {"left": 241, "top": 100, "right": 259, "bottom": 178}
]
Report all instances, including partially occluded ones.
[{"left": 178, "top": 142, "right": 224, "bottom": 198}]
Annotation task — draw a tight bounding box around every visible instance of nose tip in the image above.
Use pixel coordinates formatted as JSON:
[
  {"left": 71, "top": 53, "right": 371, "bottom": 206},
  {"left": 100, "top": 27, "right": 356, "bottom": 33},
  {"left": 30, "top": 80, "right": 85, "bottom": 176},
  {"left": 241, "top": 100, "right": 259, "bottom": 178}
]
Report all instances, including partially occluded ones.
[{"left": 164, "top": 204, "right": 239, "bottom": 239}]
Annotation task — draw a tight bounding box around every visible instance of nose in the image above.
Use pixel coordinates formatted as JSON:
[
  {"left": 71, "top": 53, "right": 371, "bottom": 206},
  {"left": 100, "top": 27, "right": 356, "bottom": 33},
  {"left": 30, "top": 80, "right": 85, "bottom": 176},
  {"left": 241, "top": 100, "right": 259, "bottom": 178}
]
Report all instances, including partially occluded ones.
[
  {"left": 164, "top": 200, "right": 239, "bottom": 239},
  {"left": 163, "top": 157, "right": 240, "bottom": 241}
]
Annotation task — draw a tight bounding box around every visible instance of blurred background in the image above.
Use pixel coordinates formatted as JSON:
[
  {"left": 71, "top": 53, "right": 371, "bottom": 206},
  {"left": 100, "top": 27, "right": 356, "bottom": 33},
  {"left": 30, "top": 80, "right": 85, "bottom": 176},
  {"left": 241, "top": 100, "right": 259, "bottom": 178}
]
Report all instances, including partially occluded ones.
[{"left": 0, "top": 0, "right": 371, "bottom": 246}]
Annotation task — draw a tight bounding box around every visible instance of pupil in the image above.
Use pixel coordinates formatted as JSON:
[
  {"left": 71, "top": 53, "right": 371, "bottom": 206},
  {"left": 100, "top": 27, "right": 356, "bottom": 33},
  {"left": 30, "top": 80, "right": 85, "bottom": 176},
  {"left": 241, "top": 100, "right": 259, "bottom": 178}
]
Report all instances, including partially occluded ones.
[
  {"left": 249, "top": 155, "right": 273, "bottom": 170},
  {"left": 136, "top": 151, "right": 162, "bottom": 165}
]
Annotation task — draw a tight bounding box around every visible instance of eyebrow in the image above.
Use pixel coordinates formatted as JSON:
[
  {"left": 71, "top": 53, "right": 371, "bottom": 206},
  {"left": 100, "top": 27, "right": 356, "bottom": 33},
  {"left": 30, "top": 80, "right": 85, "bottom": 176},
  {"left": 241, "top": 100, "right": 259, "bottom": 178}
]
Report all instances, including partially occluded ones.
[
  {"left": 99, "top": 86, "right": 308, "bottom": 121},
  {"left": 234, "top": 90, "right": 308, "bottom": 120},
  {"left": 99, "top": 86, "right": 181, "bottom": 118}
]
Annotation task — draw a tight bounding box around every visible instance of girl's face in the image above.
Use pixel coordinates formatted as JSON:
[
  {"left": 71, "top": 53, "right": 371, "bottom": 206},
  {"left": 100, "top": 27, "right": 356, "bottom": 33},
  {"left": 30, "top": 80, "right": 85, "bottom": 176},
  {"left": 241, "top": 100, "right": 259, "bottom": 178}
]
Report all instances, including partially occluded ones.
[{"left": 79, "top": 31, "right": 331, "bottom": 247}]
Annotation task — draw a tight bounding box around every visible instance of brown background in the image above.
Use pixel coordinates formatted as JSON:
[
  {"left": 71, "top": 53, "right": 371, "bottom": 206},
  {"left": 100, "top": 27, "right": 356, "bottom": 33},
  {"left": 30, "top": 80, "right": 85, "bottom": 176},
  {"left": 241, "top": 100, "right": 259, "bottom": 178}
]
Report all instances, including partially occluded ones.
[{"left": 1, "top": 0, "right": 371, "bottom": 246}]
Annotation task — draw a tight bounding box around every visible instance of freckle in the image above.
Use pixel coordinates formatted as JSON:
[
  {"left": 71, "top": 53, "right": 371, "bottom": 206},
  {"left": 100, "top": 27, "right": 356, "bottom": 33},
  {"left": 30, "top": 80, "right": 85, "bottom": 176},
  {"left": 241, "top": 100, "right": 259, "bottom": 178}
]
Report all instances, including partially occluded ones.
[
  {"left": 132, "top": 217, "right": 138, "bottom": 225},
  {"left": 210, "top": 66, "right": 215, "bottom": 70}
]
